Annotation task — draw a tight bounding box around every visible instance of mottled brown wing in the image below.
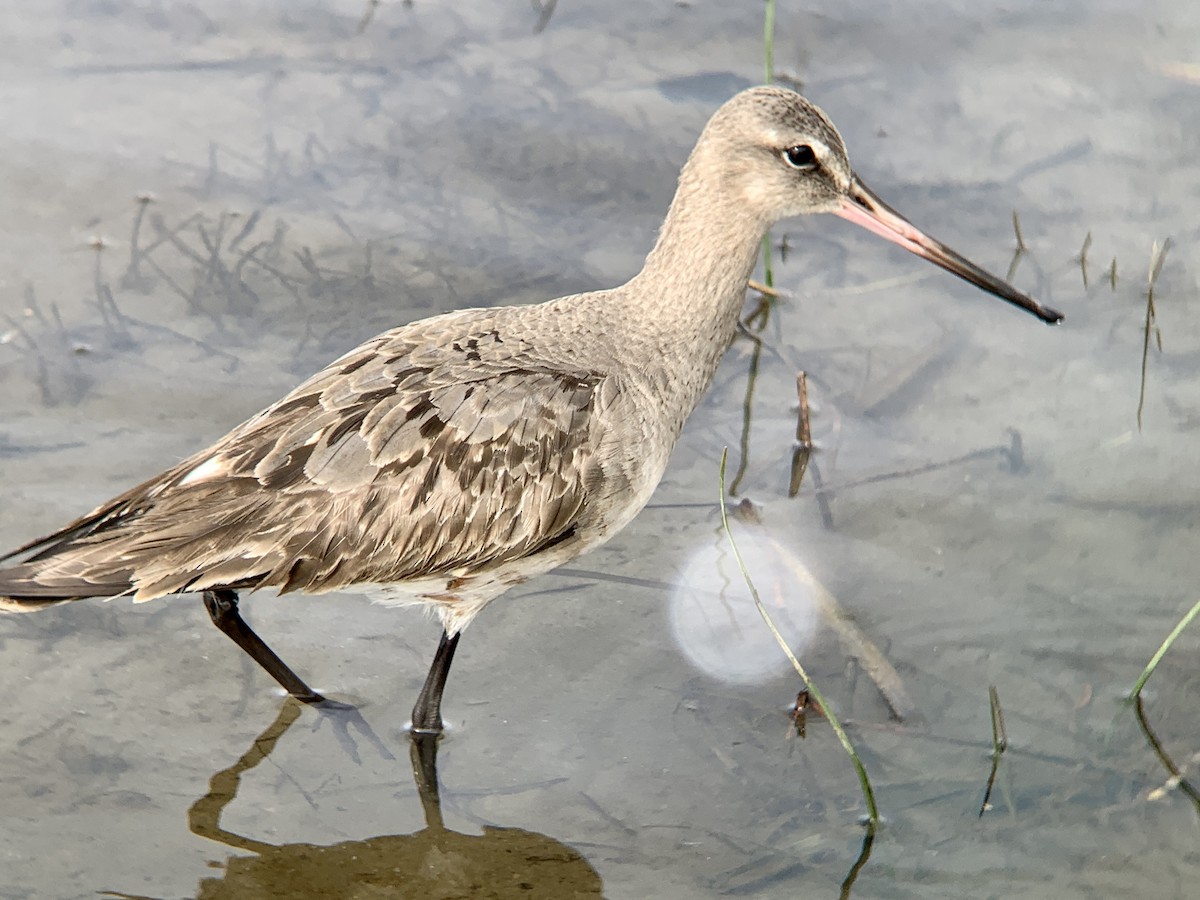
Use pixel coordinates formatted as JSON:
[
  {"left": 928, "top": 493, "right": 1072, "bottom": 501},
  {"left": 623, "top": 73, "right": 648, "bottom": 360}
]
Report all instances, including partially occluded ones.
[{"left": 0, "top": 322, "right": 608, "bottom": 602}]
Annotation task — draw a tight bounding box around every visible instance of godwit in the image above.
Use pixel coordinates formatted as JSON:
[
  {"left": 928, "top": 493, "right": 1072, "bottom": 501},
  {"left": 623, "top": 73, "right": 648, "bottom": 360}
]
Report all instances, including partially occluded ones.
[{"left": 0, "top": 87, "right": 1061, "bottom": 734}]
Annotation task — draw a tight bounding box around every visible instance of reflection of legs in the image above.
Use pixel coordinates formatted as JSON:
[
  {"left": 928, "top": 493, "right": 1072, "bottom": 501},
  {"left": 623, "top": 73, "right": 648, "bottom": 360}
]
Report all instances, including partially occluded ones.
[
  {"left": 410, "top": 630, "right": 461, "bottom": 734},
  {"left": 188, "top": 699, "right": 303, "bottom": 850},
  {"left": 410, "top": 732, "right": 444, "bottom": 830},
  {"left": 203, "top": 588, "right": 325, "bottom": 703}
]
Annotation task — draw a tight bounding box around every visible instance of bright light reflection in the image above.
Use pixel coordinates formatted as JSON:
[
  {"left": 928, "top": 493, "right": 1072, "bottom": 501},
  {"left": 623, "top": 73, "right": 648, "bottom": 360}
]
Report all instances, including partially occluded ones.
[{"left": 669, "top": 524, "right": 818, "bottom": 685}]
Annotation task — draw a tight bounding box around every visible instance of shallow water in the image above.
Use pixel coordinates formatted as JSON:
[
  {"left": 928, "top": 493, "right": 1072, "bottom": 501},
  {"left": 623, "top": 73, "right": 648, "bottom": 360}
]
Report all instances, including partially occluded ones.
[{"left": 1, "top": 1, "right": 1198, "bottom": 898}]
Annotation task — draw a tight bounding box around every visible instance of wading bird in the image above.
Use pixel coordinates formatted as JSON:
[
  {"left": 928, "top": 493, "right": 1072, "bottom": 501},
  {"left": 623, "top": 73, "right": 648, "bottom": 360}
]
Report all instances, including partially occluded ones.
[{"left": 0, "top": 87, "right": 1061, "bottom": 734}]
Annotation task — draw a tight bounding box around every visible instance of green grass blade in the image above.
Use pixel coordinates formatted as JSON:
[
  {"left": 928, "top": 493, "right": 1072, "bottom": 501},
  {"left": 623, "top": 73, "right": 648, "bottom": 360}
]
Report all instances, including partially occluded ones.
[
  {"left": 718, "top": 448, "right": 879, "bottom": 823},
  {"left": 1129, "top": 596, "right": 1200, "bottom": 698}
]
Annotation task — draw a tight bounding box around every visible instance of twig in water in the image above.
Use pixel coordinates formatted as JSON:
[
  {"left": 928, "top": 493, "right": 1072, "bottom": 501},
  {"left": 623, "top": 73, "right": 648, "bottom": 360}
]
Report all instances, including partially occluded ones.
[
  {"left": 729, "top": 333, "right": 763, "bottom": 497},
  {"left": 742, "top": 293, "right": 772, "bottom": 331},
  {"left": 1, "top": 311, "right": 52, "bottom": 405},
  {"left": 296, "top": 246, "right": 329, "bottom": 295},
  {"left": 1136, "top": 238, "right": 1172, "bottom": 430},
  {"left": 729, "top": 289, "right": 775, "bottom": 497},
  {"left": 1126, "top": 595, "right": 1200, "bottom": 810},
  {"left": 139, "top": 211, "right": 201, "bottom": 259},
  {"left": 819, "top": 441, "right": 1015, "bottom": 493},
  {"left": 116, "top": 313, "right": 240, "bottom": 372},
  {"left": 839, "top": 824, "right": 876, "bottom": 900},
  {"left": 762, "top": 531, "right": 914, "bottom": 721},
  {"left": 990, "top": 685, "right": 1008, "bottom": 749},
  {"left": 230, "top": 241, "right": 267, "bottom": 308},
  {"left": 531, "top": 0, "right": 558, "bottom": 33},
  {"left": 357, "top": 0, "right": 380, "bottom": 34},
  {"left": 747, "top": 278, "right": 780, "bottom": 298},
  {"left": 197, "top": 219, "right": 231, "bottom": 292},
  {"left": 790, "top": 688, "right": 824, "bottom": 738},
  {"left": 719, "top": 448, "right": 881, "bottom": 823},
  {"left": 1005, "top": 210, "right": 1026, "bottom": 283},
  {"left": 1004, "top": 428, "right": 1026, "bottom": 474},
  {"left": 1148, "top": 240, "right": 1171, "bottom": 346},
  {"left": 240, "top": 246, "right": 308, "bottom": 308},
  {"left": 89, "top": 235, "right": 109, "bottom": 298},
  {"left": 95, "top": 284, "right": 135, "bottom": 350},
  {"left": 228, "top": 209, "right": 261, "bottom": 252},
  {"left": 1108, "top": 257, "right": 1118, "bottom": 290},
  {"left": 807, "top": 456, "right": 836, "bottom": 529},
  {"left": 152, "top": 214, "right": 209, "bottom": 267},
  {"left": 121, "top": 192, "right": 155, "bottom": 288},
  {"left": 978, "top": 685, "right": 1009, "bottom": 817},
  {"left": 788, "top": 371, "right": 813, "bottom": 497},
  {"left": 140, "top": 250, "right": 202, "bottom": 313},
  {"left": 1076, "top": 231, "right": 1092, "bottom": 288},
  {"left": 1011, "top": 209, "right": 1027, "bottom": 251},
  {"left": 1132, "top": 693, "right": 1200, "bottom": 811}
]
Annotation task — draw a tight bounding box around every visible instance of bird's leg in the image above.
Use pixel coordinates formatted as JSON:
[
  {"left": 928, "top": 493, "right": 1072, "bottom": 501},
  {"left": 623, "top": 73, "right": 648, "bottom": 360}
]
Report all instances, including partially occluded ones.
[
  {"left": 202, "top": 588, "right": 326, "bottom": 704},
  {"left": 410, "top": 629, "right": 460, "bottom": 734}
]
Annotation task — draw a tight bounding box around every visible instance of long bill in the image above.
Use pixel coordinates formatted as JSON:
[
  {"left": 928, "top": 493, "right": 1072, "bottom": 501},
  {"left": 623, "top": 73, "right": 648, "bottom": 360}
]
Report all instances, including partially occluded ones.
[{"left": 834, "top": 176, "right": 1063, "bottom": 324}]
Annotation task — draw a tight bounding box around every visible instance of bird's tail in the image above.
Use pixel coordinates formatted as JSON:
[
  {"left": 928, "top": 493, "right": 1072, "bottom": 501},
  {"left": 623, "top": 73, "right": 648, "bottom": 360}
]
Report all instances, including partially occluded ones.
[
  {"left": 0, "top": 558, "right": 129, "bottom": 611},
  {"left": 0, "top": 593, "right": 76, "bottom": 612},
  {"left": 0, "top": 514, "right": 137, "bottom": 613}
]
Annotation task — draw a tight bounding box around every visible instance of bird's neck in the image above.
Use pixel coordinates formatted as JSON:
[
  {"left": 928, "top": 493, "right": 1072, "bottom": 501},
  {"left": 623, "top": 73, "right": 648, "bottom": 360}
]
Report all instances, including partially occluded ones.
[
  {"left": 616, "top": 157, "right": 769, "bottom": 420},
  {"left": 633, "top": 144, "right": 769, "bottom": 328}
]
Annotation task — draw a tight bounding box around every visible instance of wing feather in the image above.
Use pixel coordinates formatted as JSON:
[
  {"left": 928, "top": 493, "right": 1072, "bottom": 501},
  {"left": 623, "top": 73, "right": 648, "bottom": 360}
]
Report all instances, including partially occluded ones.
[{"left": 0, "top": 312, "right": 611, "bottom": 604}]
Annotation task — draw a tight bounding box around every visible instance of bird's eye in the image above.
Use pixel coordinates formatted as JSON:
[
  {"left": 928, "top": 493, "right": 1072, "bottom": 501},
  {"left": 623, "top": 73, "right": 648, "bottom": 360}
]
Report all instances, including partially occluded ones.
[{"left": 782, "top": 145, "right": 818, "bottom": 170}]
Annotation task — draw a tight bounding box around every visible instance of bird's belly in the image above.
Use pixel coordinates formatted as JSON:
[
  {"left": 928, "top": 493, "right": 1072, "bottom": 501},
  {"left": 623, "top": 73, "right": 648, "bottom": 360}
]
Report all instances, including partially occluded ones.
[{"left": 352, "top": 530, "right": 598, "bottom": 635}]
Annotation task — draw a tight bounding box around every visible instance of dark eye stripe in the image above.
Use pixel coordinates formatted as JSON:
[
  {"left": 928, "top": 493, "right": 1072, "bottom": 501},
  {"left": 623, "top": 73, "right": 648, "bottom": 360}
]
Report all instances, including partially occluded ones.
[{"left": 783, "top": 145, "right": 818, "bottom": 170}]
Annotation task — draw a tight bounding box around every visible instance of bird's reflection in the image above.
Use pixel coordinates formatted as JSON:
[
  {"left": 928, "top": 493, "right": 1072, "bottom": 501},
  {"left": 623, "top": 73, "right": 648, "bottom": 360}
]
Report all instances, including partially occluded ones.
[{"left": 124, "top": 700, "right": 605, "bottom": 899}]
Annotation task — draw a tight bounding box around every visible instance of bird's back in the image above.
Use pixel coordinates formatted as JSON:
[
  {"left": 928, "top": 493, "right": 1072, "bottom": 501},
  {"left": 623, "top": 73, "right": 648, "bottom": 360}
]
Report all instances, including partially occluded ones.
[{"left": 0, "top": 290, "right": 679, "bottom": 628}]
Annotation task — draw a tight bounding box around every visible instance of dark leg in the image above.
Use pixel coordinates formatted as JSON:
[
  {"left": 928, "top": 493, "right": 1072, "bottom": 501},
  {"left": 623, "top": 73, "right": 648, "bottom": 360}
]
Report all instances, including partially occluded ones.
[
  {"left": 410, "top": 629, "right": 460, "bottom": 734},
  {"left": 203, "top": 588, "right": 325, "bottom": 704}
]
